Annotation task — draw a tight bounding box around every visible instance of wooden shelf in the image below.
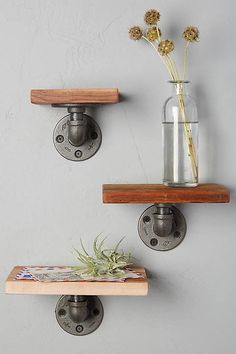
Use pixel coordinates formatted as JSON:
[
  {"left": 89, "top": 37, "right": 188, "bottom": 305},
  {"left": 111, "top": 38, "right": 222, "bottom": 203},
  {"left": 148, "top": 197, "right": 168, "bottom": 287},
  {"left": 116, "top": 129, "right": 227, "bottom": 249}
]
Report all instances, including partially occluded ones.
[
  {"left": 5, "top": 266, "right": 148, "bottom": 296},
  {"left": 103, "top": 183, "right": 230, "bottom": 204},
  {"left": 31, "top": 88, "right": 119, "bottom": 105}
]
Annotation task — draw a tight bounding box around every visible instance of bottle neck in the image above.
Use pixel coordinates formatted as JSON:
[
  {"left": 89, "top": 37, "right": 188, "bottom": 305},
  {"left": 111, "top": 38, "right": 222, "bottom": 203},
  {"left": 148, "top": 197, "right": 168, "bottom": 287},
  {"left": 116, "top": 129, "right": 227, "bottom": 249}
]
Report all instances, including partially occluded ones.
[{"left": 170, "top": 81, "right": 190, "bottom": 96}]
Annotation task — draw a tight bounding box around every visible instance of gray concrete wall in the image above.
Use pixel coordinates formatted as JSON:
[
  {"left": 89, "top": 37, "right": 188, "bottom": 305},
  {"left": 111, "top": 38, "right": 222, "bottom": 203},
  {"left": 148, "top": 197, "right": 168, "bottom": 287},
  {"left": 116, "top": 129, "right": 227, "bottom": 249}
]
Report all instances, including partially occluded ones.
[{"left": 0, "top": 0, "right": 235, "bottom": 353}]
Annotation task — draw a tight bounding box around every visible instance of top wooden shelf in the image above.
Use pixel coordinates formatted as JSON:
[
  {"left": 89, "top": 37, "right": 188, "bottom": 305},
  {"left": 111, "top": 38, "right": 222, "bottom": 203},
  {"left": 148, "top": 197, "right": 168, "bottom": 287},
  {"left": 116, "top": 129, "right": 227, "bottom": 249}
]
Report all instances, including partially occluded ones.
[
  {"left": 5, "top": 266, "right": 148, "bottom": 296},
  {"left": 31, "top": 88, "right": 119, "bottom": 105},
  {"left": 103, "top": 183, "right": 230, "bottom": 204}
]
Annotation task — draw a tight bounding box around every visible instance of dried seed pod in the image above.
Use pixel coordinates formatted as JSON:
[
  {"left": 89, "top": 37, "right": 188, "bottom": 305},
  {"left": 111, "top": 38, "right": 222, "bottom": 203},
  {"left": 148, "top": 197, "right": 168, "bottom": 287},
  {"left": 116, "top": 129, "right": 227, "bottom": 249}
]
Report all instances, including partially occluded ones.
[
  {"left": 129, "top": 26, "right": 143, "bottom": 40},
  {"left": 158, "top": 39, "right": 174, "bottom": 56},
  {"left": 183, "top": 26, "right": 199, "bottom": 42},
  {"left": 144, "top": 9, "right": 160, "bottom": 25},
  {"left": 146, "top": 27, "right": 161, "bottom": 41}
]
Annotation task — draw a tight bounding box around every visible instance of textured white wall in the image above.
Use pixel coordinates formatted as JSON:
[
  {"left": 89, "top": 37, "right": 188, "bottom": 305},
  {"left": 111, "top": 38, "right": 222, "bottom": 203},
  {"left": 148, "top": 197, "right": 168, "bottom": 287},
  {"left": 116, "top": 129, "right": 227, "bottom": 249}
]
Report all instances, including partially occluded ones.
[{"left": 0, "top": 0, "right": 235, "bottom": 353}]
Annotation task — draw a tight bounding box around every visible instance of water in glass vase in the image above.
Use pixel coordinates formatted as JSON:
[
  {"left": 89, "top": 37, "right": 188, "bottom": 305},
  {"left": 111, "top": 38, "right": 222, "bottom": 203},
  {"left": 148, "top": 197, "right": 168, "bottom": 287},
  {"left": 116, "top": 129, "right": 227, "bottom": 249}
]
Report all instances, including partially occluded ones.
[{"left": 163, "top": 121, "right": 198, "bottom": 187}]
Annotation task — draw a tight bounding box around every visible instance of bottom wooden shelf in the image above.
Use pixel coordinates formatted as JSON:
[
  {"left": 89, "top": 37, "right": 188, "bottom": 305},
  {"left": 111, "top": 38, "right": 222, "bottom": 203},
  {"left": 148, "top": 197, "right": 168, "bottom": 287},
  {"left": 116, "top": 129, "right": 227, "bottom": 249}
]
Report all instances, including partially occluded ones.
[{"left": 5, "top": 266, "right": 148, "bottom": 296}]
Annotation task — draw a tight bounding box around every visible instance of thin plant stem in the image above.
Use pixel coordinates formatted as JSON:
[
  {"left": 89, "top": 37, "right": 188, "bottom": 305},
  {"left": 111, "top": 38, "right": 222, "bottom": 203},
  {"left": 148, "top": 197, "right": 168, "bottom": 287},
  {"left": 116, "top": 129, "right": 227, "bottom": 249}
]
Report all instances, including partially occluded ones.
[
  {"left": 178, "top": 93, "right": 198, "bottom": 180},
  {"left": 142, "top": 36, "right": 175, "bottom": 80},
  {"left": 167, "top": 55, "right": 180, "bottom": 81},
  {"left": 182, "top": 41, "right": 190, "bottom": 81},
  {"left": 166, "top": 56, "right": 178, "bottom": 81},
  {"left": 163, "top": 56, "right": 177, "bottom": 80}
]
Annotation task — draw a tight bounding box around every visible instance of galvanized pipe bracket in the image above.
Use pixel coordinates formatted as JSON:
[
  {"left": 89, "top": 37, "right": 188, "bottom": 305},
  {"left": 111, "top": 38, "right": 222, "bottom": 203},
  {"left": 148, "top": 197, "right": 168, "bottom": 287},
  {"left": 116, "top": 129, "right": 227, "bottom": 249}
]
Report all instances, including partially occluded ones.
[
  {"left": 55, "top": 295, "right": 104, "bottom": 336},
  {"left": 53, "top": 104, "right": 102, "bottom": 161},
  {"left": 138, "top": 204, "right": 186, "bottom": 251}
]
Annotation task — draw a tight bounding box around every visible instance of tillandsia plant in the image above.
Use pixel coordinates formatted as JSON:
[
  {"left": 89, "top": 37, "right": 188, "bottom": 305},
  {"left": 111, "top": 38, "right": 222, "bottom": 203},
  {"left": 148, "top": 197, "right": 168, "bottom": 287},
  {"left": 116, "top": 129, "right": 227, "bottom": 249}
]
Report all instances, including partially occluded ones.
[
  {"left": 73, "top": 236, "right": 133, "bottom": 278},
  {"left": 129, "top": 10, "right": 199, "bottom": 184}
]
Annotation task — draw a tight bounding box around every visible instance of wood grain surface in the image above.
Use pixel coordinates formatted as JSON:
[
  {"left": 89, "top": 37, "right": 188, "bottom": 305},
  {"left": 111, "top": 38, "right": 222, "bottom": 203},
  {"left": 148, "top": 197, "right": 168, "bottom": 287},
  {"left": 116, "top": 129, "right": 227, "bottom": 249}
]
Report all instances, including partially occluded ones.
[
  {"left": 102, "top": 183, "right": 230, "bottom": 204},
  {"left": 31, "top": 88, "right": 119, "bottom": 104},
  {"left": 5, "top": 266, "right": 148, "bottom": 296}
]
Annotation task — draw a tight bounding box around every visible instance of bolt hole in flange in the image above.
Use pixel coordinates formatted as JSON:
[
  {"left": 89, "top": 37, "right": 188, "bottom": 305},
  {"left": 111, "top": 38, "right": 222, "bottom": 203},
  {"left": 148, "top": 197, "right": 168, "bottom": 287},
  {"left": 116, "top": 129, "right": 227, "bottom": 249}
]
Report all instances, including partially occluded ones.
[
  {"left": 74, "top": 150, "right": 83, "bottom": 159},
  {"left": 53, "top": 114, "right": 102, "bottom": 161},
  {"left": 55, "top": 295, "right": 104, "bottom": 336},
  {"left": 76, "top": 325, "right": 84, "bottom": 333},
  {"left": 58, "top": 308, "right": 66, "bottom": 317},
  {"left": 150, "top": 238, "right": 158, "bottom": 247},
  {"left": 138, "top": 205, "right": 187, "bottom": 251},
  {"left": 91, "top": 131, "right": 98, "bottom": 140},
  {"left": 56, "top": 135, "right": 64, "bottom": 143},
  {"left": 143, "top": 215, "right": 151, "bottom": 223},
  {"left": 93, "top": 308, "right": 100, "bottom": 316}
]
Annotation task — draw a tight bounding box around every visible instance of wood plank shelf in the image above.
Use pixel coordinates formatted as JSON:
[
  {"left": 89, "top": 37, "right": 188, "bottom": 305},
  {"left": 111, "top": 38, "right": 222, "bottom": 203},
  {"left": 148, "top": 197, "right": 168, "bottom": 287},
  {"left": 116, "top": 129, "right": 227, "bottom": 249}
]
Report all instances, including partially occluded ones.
[
  {"left": 31, "top": 88, "right": 119, "bottom": 105},
  {"left": 103, "top": 183, "right": 230, "bottom": 204},
  {"left": 5, "top": 266, "right": 148, "bottom": 296}
]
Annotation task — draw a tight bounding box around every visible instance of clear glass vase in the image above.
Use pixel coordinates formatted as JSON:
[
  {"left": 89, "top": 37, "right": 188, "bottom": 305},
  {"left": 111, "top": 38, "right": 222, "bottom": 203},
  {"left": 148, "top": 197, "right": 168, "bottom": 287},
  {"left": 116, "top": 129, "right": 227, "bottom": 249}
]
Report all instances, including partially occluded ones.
[{"left": 163, "top": 81, "right": 198, "bottom": 187}]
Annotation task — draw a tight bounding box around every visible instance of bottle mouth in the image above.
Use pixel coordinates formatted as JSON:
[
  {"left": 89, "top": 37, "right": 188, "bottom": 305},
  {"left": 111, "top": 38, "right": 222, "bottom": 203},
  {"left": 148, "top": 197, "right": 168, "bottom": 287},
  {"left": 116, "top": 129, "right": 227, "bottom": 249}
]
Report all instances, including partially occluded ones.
[{"left": 169, "top": 80, "right": 190, "bottom": 84}]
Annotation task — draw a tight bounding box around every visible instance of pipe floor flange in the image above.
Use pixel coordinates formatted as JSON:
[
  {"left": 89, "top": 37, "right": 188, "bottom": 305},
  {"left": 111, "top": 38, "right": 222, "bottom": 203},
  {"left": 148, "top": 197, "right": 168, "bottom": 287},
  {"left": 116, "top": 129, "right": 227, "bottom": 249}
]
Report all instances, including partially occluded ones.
[
  {"left": 55, "top": 295, "right": 104, "bottom": 336},
  {"left": 138, "top": 204, "right": 186, "bottom": 251},
  {"left": 53, "top": 114, "right": 102, "bottom": 161}
]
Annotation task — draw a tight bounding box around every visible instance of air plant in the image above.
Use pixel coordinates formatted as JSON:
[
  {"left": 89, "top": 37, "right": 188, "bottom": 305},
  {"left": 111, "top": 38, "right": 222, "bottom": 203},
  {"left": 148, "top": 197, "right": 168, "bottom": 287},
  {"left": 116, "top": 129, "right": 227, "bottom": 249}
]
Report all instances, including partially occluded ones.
[
  {"left": 129, "top": 9, "right": 199, "bottom": 184},
  {"left": 73, "top": 236, "right": 133, "bottom": 278}
]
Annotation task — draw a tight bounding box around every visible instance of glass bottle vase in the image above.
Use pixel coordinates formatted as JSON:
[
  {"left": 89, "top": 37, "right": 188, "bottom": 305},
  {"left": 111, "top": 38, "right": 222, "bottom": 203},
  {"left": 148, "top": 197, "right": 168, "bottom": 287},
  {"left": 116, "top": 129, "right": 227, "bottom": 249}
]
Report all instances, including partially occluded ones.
[{"left": 163, "top": 81, "right": 198, "bottom": 187}]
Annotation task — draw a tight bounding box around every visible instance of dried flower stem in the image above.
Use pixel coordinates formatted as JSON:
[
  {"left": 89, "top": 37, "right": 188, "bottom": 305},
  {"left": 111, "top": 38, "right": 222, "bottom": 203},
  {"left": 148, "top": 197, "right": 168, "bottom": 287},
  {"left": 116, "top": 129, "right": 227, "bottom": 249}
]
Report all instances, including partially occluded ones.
[
  {"left": 170, "top": 83, "right": 198, "bottom": 181},
  {"left": 183, "top": 41, "right": 190, "bottom": 81},
  {"left": 166, "top": 55, "right": 179, "bottom": 80},
  {"left": 142, "top": 36, "right": 175, "bottom": 79},
  {"left": 177, "top": 93, "right": 198, "bottom": 180}
]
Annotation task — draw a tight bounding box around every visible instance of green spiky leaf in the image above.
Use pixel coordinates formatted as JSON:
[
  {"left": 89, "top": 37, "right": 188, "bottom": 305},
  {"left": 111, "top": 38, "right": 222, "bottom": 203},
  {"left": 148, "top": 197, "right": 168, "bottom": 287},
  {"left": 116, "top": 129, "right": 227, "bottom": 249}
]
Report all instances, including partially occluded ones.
[{"left": 73, "top": 235, "right": 133, "bottom": 278}]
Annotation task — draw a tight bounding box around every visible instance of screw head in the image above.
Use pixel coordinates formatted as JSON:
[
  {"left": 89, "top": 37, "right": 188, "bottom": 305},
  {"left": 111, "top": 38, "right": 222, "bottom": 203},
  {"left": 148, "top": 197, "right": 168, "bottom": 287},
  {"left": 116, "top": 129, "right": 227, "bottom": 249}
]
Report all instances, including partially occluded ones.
[
  {"left": 58, "top": 309, "right": 66, "bottom": 317},
  {"left": 93, "top": 308, "right": 100, "bottom": 316},
  {"left": 74, "top": 150, "right": 83, "bottom": 158},
  {"left": 174, "top": 231, "right": 181, "bottom": 238},
  {"left": 150, "top": 238, "right": 158, "bottom": 246},
  {"left": 91, "top": 131, "right": 98, "bottom": 140},
  {"left": 143, "top": 216, "right": 151, "bottom": 223},
  {"left": 76, "top": 325, "right": 84, "bottom": 333},
  {"left": 56, "top": 135, "right": 64, "bottom": 143}
]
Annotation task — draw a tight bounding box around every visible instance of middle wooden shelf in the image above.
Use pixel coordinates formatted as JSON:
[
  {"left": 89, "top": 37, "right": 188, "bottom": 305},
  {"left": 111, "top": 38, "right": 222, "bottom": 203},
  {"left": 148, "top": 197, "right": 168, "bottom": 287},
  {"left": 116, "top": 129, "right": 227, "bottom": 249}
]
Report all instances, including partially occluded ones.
[{"left": 103, "top": 183, "right": 230, "bottom": 204}]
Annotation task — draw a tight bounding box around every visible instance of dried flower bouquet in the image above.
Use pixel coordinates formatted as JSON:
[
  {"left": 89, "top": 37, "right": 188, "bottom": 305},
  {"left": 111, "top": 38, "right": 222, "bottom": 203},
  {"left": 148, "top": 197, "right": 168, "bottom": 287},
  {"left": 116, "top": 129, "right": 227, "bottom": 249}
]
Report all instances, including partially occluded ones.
[{"left": 129, "top": 9, "right": 199, "bottom": 184}]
